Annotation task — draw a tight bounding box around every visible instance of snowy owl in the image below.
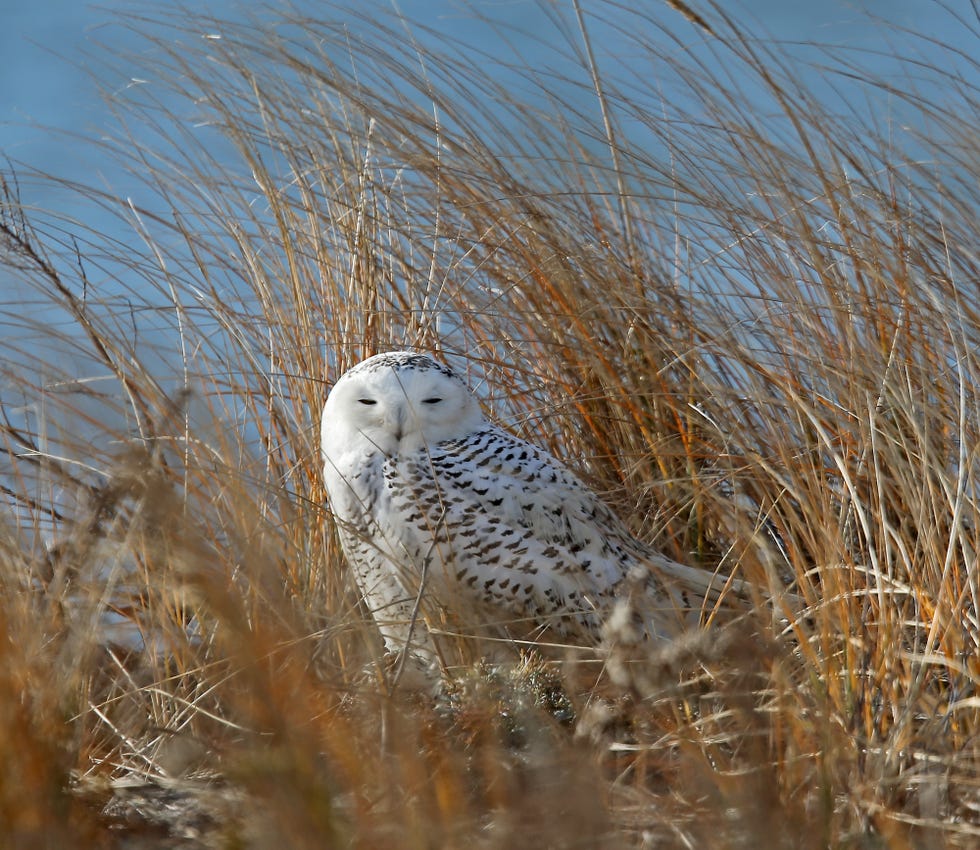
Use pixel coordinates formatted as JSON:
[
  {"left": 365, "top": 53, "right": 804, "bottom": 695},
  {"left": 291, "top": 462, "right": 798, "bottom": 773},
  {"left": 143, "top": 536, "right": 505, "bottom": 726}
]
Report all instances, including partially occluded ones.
[{"left": 320, "top": 351, "right": 745, "bottom": 680}]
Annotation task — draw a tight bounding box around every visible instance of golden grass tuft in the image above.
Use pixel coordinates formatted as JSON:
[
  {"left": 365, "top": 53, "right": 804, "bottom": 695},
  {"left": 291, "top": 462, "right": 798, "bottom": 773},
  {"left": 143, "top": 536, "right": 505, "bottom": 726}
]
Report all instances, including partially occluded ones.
[{"left": 1, "top": 1, "right": 979, "bottom": 846}]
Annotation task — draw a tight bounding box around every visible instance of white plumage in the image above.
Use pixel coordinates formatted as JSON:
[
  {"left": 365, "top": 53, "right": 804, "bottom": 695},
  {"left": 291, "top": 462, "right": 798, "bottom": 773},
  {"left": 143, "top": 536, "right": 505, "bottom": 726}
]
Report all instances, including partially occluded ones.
[{"left": 320, "top": 351, "right": 740, "bottom": 678}]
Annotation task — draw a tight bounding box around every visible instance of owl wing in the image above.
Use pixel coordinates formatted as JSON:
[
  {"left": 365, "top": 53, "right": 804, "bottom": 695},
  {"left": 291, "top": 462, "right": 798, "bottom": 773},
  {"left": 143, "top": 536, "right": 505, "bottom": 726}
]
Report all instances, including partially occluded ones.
[
  {"left": 429, "top": 427, "right": 756, "bottom": 621},
  {"left": 428, "top": 426, "right": 636, "bottom": 585}
]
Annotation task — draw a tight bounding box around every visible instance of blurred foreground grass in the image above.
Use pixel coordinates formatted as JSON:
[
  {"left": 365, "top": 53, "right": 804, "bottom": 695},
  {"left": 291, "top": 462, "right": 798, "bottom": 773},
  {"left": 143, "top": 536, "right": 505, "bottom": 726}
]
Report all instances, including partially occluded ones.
[{"left": 1, "top": 2, "right": 979, "bottom": 846}]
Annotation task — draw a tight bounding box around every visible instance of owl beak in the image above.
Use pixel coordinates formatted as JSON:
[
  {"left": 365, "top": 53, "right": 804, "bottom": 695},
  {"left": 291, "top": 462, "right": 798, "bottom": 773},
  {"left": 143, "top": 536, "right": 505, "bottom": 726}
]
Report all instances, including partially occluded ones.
[{"left": 391, "top": 404, "right": 406, "bottom": 443}]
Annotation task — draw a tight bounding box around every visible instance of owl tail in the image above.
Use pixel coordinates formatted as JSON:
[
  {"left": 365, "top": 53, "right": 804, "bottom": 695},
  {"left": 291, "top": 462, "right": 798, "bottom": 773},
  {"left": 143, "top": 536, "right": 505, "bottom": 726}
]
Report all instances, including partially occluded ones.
[{"left": 618, "top": 552, "right": 804, "bottom": 639}]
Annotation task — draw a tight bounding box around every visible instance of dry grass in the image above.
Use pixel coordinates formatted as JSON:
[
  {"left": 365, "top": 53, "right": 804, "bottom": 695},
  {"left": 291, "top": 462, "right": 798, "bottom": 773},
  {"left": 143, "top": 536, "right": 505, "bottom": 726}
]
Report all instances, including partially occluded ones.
[{"left": 1, "top": 1, "right": 979, "bottom": 846}]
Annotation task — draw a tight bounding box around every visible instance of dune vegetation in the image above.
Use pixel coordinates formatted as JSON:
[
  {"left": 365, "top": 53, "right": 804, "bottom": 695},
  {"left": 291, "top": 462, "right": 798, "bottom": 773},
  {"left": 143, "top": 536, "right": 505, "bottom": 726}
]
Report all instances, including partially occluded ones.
[{"left": 1, "top": 1, "right": 979, "bottom": 846}]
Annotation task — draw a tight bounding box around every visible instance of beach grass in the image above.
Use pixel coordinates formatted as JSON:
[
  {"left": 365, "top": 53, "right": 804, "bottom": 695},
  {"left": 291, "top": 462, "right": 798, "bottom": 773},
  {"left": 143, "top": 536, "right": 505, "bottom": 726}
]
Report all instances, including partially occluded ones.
[{"left": 1, "top": 1, "right": 978, "bottom": 846}]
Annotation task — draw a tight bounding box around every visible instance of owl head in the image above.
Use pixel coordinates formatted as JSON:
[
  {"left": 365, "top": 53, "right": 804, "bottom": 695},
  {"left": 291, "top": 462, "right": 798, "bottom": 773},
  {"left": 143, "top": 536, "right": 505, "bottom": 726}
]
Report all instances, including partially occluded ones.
[{"left": 321, "top": 351, "right": 486, "bottom": 459}]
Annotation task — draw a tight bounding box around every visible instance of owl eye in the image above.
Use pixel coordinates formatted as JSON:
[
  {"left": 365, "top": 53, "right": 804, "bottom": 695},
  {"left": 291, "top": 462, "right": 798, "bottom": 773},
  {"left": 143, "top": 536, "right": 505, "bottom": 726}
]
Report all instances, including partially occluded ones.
[
  {"left": 421, "top": 397, "right": 443, "bottom": 404},
  {"left": 358, "top": 398, "right": 377, "bottom": 406}
]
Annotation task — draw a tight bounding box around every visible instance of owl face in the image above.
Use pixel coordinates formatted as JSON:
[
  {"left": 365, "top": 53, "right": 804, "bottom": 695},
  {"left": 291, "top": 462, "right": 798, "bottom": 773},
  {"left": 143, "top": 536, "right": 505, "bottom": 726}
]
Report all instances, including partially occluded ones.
[{"left": 321, "top": 352, "right": 486, "bottom": 458}]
